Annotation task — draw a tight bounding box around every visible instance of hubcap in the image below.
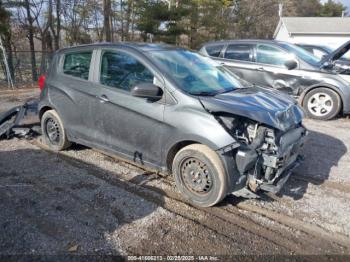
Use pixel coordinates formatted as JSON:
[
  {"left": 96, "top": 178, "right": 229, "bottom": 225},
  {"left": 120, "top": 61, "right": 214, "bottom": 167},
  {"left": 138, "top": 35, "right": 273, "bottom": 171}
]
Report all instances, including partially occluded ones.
[
  {"left": 307, "top": 92, "right": 333, "bottom": 117},
  {"left": 45, "top": 118, "right": 60, "bottom": 145},
  {"left": 180, "top": 157, "right": 212, "bottom": 194}
]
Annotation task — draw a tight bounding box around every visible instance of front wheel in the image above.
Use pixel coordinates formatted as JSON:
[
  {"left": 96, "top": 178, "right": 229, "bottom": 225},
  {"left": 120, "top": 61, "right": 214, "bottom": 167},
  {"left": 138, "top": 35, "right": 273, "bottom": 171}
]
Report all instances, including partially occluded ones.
[
  {"left": 172, "top": 144, "right": 227, "bottom": 207},
  {"left": 303, "top": 88, "right": 341, "bottom": 120}
]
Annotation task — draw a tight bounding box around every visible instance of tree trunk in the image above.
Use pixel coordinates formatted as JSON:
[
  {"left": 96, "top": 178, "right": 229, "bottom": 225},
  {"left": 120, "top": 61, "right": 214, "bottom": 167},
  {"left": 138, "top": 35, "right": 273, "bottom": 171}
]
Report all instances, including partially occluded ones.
[
  {"left": 103, "top": 0, "right": 112, "bottom": 41},
  {"left": 53, "top": 0, "right": 61, "bottom": 50},
  {"left": 2, "top": 34, "right": 15, "bottom": 82},
  {"left": 24, "top": 0, "right": 38, "bottom": 82},
  {"left": 120, "top": 1, "right": 124, "bottom": 41},
  {"left": 130, "top": 0, "right": 135, "bottom": 41},
  {"left": 124, "top": 0, "right": 133, "bottom": 40}
]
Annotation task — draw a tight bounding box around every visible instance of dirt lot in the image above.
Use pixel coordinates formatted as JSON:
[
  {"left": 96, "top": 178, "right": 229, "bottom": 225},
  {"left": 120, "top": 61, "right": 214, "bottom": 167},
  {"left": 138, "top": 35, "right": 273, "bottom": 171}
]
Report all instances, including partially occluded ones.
[{"left": 1, "top": 88, "right": 350, "bottom": 258}]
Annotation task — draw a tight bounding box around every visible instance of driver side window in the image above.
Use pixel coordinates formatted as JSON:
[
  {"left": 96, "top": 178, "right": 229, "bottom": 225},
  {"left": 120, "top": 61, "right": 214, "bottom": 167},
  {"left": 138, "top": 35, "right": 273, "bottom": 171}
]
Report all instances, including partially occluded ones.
[
  {"left": 100, "top": 51, "right": 154, "bottom": 92},
  {"left": 256, "top": 44, "right": 290, "bottom": 67}
]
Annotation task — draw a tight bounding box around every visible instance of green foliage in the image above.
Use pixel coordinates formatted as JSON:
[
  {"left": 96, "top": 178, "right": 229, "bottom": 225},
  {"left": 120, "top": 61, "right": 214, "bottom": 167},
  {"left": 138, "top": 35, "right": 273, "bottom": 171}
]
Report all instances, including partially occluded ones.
[
  {"left": 135, "top": 1, "right": 168, "bottom": 40},
  {"left": 319, "top": 0, "right": 346, "bottom": 17},
  {"left": 0, "top": 0, "right": 11, "bottom": 37}
]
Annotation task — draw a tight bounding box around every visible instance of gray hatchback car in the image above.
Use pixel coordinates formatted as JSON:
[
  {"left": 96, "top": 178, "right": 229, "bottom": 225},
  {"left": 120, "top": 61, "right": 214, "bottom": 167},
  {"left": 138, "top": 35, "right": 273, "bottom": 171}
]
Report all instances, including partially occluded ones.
[{"left": 39, "top": 43, "right": 307, "bottom": 207}]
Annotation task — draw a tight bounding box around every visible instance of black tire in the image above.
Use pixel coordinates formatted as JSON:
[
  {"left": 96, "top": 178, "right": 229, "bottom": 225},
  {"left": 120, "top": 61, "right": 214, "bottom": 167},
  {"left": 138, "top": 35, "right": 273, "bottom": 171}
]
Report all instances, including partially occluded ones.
[
  {"left": 172, "top": 144, "right": 227, "bottom": 207},
  {"left": 41, "top": 110, "right": 71, "bottom": 151},
  {"left": 302, "top": 88, "right": 341, "bottom": 120}
]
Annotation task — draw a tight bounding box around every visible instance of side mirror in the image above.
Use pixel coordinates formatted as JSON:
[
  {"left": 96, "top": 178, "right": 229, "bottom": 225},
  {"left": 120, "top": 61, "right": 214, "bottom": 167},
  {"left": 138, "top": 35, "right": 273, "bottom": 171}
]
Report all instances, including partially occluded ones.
[
  {"left": 284, "top": 60, "right": 298, "bottom": 70},
  {"left": 131, "top": 83, "right": 163, "bottom": 100}
]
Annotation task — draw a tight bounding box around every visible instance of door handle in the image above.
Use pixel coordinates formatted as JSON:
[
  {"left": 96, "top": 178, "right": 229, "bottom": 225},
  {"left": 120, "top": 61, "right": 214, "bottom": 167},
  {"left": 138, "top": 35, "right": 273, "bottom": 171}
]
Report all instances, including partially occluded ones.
[
  {"left": 99, "top": 94, "right": 110, "bottom": 103},
  {"left": 256, "top": 66, "right": 265, "bottom": 71}
]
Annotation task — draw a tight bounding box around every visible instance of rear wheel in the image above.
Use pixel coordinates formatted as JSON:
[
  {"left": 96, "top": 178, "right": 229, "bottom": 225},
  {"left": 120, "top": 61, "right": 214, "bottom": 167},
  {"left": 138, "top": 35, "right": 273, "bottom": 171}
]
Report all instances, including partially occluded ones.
[
  {"left": 172, "top": 144, "right": 227, "bottom": 207},
  {"left": 41, "top": 110, "right": 71, "bottom": 151},
  {"left": 303, "top": 88, "right": 341, "bottom": 120}
]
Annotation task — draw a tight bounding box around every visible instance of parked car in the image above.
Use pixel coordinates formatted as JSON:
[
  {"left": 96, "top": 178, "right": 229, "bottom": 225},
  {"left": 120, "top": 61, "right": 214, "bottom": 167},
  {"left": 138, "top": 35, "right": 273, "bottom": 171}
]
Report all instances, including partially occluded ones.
[
  {"left": 39, "top": 43, "right": 306, "bottom": 207},
  {"left": 297, "top": 43, "right": 350, "bottom": 71},
  {"left": 199, "top": 40, "right": 350, "bottom": 120},
  {"left": 296, "top": 44, "right": 334, "bottom": 60}
]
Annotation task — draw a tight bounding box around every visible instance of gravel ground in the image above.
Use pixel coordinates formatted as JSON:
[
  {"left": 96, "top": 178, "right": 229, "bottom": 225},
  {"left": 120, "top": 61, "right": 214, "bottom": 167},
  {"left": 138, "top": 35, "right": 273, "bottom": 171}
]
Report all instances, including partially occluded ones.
[
  {"left": 1, "top": 89, "right": 350, "bottom": 257},
  {"left": 244, "top": 118, "right": 350, "bottom": 238}
]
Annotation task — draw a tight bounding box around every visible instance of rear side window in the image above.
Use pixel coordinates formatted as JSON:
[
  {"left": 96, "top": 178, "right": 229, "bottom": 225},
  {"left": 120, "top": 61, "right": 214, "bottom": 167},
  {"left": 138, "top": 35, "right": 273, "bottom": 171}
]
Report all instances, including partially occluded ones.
[
  {"left": 100, "top": 51, "right": 154, "bottom": 92},
  {"left": 63, "top": 52, "right": 92, "bottom": 80},
  {"left": 224, "top": 44, "right": 253, "bottom": 61},
  {"left": 205, "top": 45, "right": 224, "bottom": 57}
]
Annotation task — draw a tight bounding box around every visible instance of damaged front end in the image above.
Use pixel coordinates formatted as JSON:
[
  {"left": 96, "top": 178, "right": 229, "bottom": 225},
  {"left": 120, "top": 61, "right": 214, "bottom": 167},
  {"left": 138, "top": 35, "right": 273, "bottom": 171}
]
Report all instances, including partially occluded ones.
[
  {"left": 198, "top": 87, "right": 307, "bottom": 197},
  {"left": 215, "top": 113, "right": 307, "bottom": 197}
]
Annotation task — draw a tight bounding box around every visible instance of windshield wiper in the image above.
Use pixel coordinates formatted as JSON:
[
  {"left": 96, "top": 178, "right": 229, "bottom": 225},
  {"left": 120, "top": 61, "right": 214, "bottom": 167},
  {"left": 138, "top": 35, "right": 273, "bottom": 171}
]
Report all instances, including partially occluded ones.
[
  {"left": 189, "top": 91, "right": 217, "bottom": 96},
  {"left": 215, "top": 88, "right": 237, "bottom": 95}
]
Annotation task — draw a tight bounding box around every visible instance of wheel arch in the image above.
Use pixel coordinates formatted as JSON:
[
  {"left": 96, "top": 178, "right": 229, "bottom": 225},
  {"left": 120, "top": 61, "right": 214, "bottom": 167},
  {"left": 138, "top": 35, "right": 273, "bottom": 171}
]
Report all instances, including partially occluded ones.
[
  {"left": 299, "top": 84, "right": 343, "bottom": 110},
  {"left": 165, "top": 140, "right": 201, "bottom": 172},
  {"left": 39, "top": 105, "right": 54, "bottom": 120}
]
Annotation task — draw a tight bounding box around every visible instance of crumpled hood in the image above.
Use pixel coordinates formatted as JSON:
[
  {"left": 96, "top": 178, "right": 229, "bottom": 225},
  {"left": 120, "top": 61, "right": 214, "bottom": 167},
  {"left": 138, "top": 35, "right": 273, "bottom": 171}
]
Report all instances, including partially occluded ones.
[
  {"left": 321, "top": 40, "right": 350, "bottom": 65},
  {"left": 199, "top": 86, "right": 304, "bottom": 131}
]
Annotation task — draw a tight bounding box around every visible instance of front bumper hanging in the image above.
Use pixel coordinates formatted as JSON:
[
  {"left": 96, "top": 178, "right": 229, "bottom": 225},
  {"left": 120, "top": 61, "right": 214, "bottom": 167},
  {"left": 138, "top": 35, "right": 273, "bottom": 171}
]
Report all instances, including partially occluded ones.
[{"left": 0, "top": 99, "right": 38, "bottom": 139}]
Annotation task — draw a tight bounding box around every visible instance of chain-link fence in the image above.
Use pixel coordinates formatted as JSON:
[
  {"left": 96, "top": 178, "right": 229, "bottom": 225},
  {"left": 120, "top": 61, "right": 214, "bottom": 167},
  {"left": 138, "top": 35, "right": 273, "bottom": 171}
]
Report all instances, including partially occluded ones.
[{"left": 0, "top": 51, "right": 53, "bottom": 89}]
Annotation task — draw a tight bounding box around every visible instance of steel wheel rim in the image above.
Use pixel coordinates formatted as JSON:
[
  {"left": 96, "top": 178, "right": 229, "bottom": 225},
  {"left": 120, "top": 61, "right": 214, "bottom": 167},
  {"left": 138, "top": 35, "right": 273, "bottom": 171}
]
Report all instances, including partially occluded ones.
[
  {"left": 180, "top": 157, "right": 213, "bottom": 195},
  {"left": 307, "top": 92, "right": 333, "bottom": 117},
  {"left": 45, "top": 118, "right": 60, "bottom": 145}
]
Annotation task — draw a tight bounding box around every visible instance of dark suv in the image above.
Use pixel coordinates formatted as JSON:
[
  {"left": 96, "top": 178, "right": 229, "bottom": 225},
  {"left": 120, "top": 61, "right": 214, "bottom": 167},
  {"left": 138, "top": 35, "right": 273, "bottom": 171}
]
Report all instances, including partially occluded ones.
[
  {"left": 39, "top": 43, "right": 306, "bottom": 207},
  {"left": 200, "top": 40, "right": 350, "bottom": 120}
]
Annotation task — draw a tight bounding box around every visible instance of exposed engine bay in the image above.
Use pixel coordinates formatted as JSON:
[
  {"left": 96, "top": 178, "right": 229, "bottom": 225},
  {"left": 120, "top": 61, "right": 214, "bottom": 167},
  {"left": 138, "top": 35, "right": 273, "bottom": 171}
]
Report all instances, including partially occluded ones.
[{"left": 215, "top": 113, "right": 307, "bottom": 195}]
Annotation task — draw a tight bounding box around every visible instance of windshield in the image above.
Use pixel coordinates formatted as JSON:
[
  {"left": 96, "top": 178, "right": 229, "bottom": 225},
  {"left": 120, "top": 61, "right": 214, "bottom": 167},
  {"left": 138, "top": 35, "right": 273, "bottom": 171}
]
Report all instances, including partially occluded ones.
[
  {"left": 320, "top": 45, "right": 334, "bottom": 53},
  {"left": 279, "top": 42, "right": 321, "bottom": 67},
  {"left": 148, "top": 50, "right": 244, "bottom": 95}
]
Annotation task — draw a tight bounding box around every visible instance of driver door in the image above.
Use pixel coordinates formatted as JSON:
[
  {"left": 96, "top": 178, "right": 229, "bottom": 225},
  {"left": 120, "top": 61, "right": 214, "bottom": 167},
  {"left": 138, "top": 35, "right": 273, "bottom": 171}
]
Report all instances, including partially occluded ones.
[
  {"left": 251, "top": 44, "right": 302, "bottom": 95},
  {"left": 92, "top": 49, "right": 166, "bottom": 167}
]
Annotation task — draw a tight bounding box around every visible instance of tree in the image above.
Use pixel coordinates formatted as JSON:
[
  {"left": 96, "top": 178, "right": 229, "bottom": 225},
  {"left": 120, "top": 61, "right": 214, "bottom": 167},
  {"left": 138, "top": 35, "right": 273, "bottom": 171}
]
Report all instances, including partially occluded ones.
[
  {"left": 24, "top": 0, "right": 38, "bottom": 81},
  {"left": 47, "top": 0, "right": 61, "bottom": 50},
  {"left": 0, "top": 0, "right": 14, "bottom": 81},
  {"left": 281, "top": 0, "right": 322, "bottom": 17},
  {"left": 61, "top": 0, "right": 94, "bottom": 45},
  {"left": 103, "top": 0, "right": 112, "bottom": 41},
  {"left": 320, "top": 0, "right": 346, "bottom": 17},
  {"left": 135, "top": 1, "right": 167, "bottom": 42}
]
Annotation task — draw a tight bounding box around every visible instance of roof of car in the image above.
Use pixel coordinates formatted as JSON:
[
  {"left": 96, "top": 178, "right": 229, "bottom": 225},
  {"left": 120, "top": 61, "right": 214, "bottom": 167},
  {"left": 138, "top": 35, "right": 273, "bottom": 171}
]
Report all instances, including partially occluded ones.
[
  {"left": 202, "top": 39, "right": 286, "bottom": 47},
  {"left": 58, "top": 42, "right": 183, "bottom": 53}
]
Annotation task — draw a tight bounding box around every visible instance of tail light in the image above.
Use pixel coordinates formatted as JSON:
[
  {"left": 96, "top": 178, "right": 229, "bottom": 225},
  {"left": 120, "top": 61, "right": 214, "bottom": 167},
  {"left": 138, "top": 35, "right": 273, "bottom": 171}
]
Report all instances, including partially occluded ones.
[{"left": 38, "top": 74, "right": 46, "bottom": 91}]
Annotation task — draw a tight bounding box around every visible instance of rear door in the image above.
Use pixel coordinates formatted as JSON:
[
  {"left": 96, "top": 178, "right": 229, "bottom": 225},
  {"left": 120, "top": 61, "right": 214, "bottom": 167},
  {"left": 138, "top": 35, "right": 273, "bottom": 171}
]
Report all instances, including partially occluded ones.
[
  {"left": 91, "top": 48, "right": 166, "bottom": 167},
  {"left": 51, "top": 49, "right": 101, "bottom": 142}
]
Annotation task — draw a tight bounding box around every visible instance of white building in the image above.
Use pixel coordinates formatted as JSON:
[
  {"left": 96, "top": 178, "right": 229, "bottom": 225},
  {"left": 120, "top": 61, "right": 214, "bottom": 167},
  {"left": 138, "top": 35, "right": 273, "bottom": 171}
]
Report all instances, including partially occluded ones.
[{"left": 274, "top": 17, "right": 350, "bottom": 49}]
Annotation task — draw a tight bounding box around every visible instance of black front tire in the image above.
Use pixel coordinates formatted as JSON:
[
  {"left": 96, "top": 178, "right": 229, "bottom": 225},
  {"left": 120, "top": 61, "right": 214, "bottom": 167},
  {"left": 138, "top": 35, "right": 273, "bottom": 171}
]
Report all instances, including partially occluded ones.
[
  {"left": 172, "top": 144, "right": 227, "bottom": 207},
  {"left": 303, "top": 88, "right": 341, "bottom": 120},
  {"left": 41, "top": 110, "right": 71, "bottom": 151}
]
